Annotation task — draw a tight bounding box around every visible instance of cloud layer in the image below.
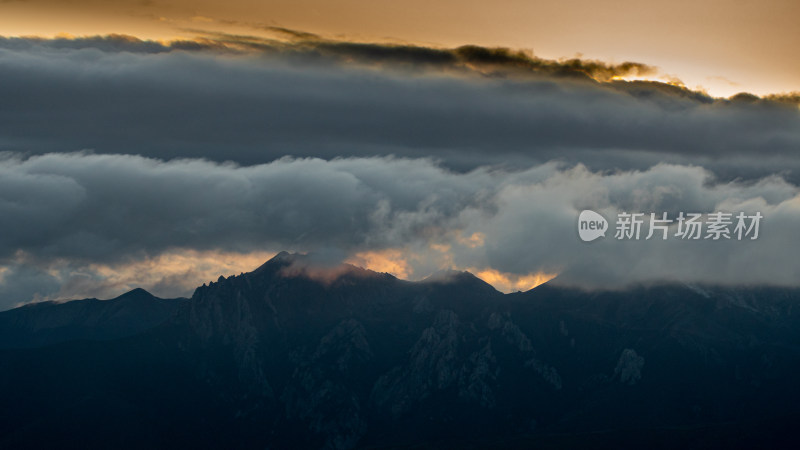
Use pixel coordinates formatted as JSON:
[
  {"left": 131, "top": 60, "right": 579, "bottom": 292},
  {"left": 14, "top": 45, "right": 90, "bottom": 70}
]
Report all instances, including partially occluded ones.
[
  {"left": 0, "top": 34, "right": 798, "bottom": 308},
  {"left": 1, "top": 152, "right": 798, "bottom": 309},
  {"left": 0, "top": 35, "right": 798, "bottom": 181}
]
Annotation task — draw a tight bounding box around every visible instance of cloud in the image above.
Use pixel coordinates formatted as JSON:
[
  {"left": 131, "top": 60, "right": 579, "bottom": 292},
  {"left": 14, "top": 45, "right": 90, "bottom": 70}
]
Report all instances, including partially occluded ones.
[
  {"left": 347, "top": 249, "right": 413, "bottom": 279},
  {"left": 173, "top": 26, "right": 659, "bottom": 82},
  {"left": 469, "top": 268, "right": 557, "bottom": 293},
  {"left": 258, "top": 26, "right": 321, "bottom": 41},
  {"left": 0, "top": 34, "right": 219, "bottom": 53},
  {"left": 0, "top": 33, "right": 798, "bottom": 307},
  {"left": 0, "top": 34, "right": 797, "bottom": 182},
  {"left": 0, "top": 32, "right": 657, "bottom": 82},
  {"left": 0, "top": 152, "right": 799, "bottom": 308},
  {"left": 765, "top": 92, "right": 800, "bottom": 105},
  {"left": 0, "top": 153, "right": 490, "bottom": 265},
  {"left": 0, "top": 249, "right": 276, "bottom": 310}
]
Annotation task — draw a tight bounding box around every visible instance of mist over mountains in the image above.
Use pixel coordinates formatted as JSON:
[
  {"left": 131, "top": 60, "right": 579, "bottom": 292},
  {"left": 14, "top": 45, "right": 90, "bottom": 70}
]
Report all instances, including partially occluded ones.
[
  {"left": 1, "top": 32, "right": 798, "bottom": 305},
  {"left": 2, "top": 252, "right": 800, "bottom": 449}
]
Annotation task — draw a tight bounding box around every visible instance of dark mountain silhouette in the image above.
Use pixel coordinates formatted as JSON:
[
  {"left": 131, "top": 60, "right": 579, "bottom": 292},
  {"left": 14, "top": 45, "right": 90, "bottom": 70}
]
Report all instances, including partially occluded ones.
[
  {"left": 1, "top": 252, "right": 799, "bottom": 449},
  {"left": 0, "top": 288, "right": 186, "bottom": 348}
]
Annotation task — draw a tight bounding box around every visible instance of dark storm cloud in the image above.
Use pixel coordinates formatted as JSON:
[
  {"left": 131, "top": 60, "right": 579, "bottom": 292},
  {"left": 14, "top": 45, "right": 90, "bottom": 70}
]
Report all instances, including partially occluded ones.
[
  {"left": 258, "top": 26, "right": 321, "bottom": 41},
  {"left": 0, "top": 33, "right": 797, "bottom": 181},
  {"left": 0, "top": 34, "right": 219, "bottom": 53},
  {"left": 184, "top": 26, "right": 658, "bottom": 81},
  {"left": 765, "top": 92, "right": 800, "bottom": 104},
  {"left": 0, "top": 153, "right": 488, "bottom": 264}
]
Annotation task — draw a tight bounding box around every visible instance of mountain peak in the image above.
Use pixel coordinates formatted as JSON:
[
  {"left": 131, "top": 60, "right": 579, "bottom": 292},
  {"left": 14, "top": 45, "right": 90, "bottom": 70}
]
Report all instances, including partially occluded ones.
[
  {"left": 422, "top": 269, "right": 498, "bottom": 293},
  {"left": 116, "top": 287, "right": 155, "bottom": 301},
  {"left": 253, "top": 251, "right": 304, "bottom": 273},
  {"left": 247, "top": 251, "right": 389, "bottom": 287},
  {"left": 423, "top": 268, "right": 475, "bottom": 282},
  {"left": 269, "top": 250, "right": 295, "bottom": 262}
]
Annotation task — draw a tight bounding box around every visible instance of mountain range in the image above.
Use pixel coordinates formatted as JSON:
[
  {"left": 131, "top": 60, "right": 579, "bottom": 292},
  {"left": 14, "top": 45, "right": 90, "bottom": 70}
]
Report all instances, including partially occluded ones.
[{"left": 1, "top": 252, "right": 799, "bottom": 449}]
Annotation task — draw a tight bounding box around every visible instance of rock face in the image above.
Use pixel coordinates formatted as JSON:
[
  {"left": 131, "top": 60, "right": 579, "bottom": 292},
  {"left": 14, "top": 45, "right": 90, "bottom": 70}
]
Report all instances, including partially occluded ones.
[{"left": 3, "top": 254, "right": 800, "bottom": 449}]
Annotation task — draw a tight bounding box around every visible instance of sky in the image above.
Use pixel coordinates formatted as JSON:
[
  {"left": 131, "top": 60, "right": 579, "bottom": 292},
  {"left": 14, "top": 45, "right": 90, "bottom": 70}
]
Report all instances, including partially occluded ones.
[
  {"left": 1, "top": 0, "right": 798, "bottom": 97},
  {"left": 0, "top": 1, "right": 798, "bottom": 308}
]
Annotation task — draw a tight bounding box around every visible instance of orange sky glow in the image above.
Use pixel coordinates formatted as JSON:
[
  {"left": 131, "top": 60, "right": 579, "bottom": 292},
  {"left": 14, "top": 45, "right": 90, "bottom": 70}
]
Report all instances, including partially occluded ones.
[
  {"left": 0, "top": 0, "right": 798, "bottom": 97},
  {"left": 14, "top": 246, "right": 559, "bottom": 303}
]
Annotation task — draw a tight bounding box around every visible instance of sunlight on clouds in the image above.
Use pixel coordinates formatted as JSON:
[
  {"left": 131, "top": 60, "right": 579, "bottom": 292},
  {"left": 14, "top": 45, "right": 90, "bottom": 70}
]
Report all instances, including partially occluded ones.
[
  {"left": 346, "top": 249, "right": 412, "bottom": 279},
  {"left": 473, "top": 268, "right": 558, "bottom": 293},
  {"left": 610, "top": 74, "right": 687, "bottom": 89},
  {"left": 429, "top": 243, "right": 451, "bottom": 253},
  {"left": 457, "top": 232, "right": 485, "bottom": 248},
  {"left": 82, "top": 249, "right": 277, "bottom": 298},
  {"left": 346, "top": 245, "right": 557, "bottom": 293}
]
